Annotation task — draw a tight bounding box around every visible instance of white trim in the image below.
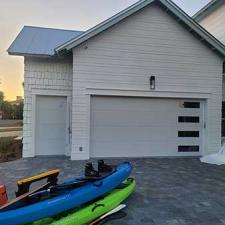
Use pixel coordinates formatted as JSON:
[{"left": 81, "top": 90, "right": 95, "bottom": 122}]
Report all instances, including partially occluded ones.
[
  {"left": 86, "top": 95, "right": 91, "bottom": 159},
  {"left": 202, "top": 100, "right": 208, "bottom": 155},
  {"left": 85, "top": 88, "right": 211, "bottom": 99},
  {"left": 32, "top": 89, "right": 71, "bottom": 96},
  {"left": 86, "top": 88, "right": 210, "bottom": 158},
  {"left": 31, "top": 89, "right": 71, "bottom": 157}
]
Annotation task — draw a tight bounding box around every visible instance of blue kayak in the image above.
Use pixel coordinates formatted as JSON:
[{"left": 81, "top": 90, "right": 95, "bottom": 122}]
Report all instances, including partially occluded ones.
[{"left": 0, "top": 162, "right": 132, "bottom": 225}]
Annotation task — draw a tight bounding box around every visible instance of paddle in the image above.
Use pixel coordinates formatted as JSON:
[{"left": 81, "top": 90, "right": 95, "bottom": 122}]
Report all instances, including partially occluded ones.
[
  {"left": 95, "top": 211, "right": 127, "bottom": 225},
  {"left": 88, "top": 204, "right": 127, "bottom": 225},
  {"left": 0, "top": 182, "right": 51, "bottom": 211}
]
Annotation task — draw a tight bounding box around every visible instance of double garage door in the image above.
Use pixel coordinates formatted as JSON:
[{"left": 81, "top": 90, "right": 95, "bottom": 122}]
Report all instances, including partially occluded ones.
[{"left": 90, "top": 96, "right": 204, "bottom": 158}]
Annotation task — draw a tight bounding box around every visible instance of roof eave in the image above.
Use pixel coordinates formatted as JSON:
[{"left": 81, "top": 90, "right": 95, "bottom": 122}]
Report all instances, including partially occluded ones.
[
  {"left": 55, "top": 0, "right": 225, "bottom": 59},
  {"left": 160, "top": 0, "right": 225, "bottom": 58},
  {"left": 193, "top": 0, "right": 224, "bottom": 22},
  {"left": 7, "top": 51, "right": 54, "bottom": 58},
  {"left": 55, "top": 0, "right": 155, "bottom": 54}
]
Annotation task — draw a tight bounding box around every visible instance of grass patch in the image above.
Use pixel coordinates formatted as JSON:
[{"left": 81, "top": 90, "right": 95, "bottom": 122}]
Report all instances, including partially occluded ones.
[{"left": 0, "top": 128, "right": 22, "bottom": 132}]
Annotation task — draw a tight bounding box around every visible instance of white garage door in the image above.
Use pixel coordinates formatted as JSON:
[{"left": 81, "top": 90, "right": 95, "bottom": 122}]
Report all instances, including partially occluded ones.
[
  {"left": 35, "top": 96, "right": 67, "bottom": 155},
  {"left": 90, "top": 96, "right": 204, "bottom": 158}
]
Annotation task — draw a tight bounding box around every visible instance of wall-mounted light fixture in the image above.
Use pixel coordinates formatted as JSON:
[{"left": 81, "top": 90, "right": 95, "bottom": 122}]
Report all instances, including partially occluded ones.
[{"left": 150, "top": 76, "right": 155, "bottom": 90}]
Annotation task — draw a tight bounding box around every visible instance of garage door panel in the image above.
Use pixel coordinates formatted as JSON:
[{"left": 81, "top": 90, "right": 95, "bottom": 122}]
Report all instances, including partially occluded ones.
[
  {"left": 177, "top": 138, "right": 200, "bottom": 145},
  {"left": 177, "top": 109, "right": 201, "bottom": 117},
  {"left": 92, "top": 97, "right": 175, "bottom": 110},
  {"left": 177, "top": 123, "right": 202, "bottom": 130},
  {"left": 92, "top": 141, "right": 178, "bottom": 157},
  {"left": 90, "top": 96, "right": 203, "bottom": 158},
  {"left": 91, "top": 126, "right": 177, "bottom": 141},
  {"left": 36, "top": 96, "right": 67, "bottom": 156},
  {"left": 92, "top": 113, "right": 176, "bottom": 126}
]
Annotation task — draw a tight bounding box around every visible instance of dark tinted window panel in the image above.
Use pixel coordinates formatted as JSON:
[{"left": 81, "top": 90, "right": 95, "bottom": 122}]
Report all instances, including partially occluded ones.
[
  {"left": 181, "top": 102, "right": 200, "bottom": 108},
  {"left": 222, "top": 102, "right": 225, "bottom": 118},
  {"left": 178, "top": 116, "right": 199, "bottom": 123},
  {"left": 178, "top": 131, "right": 199, "bottom": 137},
  {"left": 222, "top": 120, "right": 225, "bottom": 137},
  {"left": 178, "top": 146, "right": 199, "bottom": 152}
]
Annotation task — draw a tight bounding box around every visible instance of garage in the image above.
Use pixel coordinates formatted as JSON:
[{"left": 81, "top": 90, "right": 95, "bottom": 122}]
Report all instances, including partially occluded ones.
[
  {"left": 35, "top": 96, "right": 67, "bottom": 155},
  {"left": 90, "top": 96, "right": 204, "bottom": 158}
]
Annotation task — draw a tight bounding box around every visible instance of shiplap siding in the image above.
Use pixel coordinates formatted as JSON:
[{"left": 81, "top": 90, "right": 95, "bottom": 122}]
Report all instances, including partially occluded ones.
[
  {"left": 72, "top": 3, "right": 223, "bottom": 159},
  {"left": 23, "top": 57, "right": 72, "bottom": 157}
]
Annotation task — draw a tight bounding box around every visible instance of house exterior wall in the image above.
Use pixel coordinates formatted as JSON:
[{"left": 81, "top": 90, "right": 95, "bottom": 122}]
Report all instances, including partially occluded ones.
[
  {"left": 72, "top": 3, "right": 223, "bottom": 160},
  {"left": 197, "top": 3, "right": 225, "bottom": 101},
  {"left": 198, "top": 3, "right": 225, "bottom": 45},
  {"left": 23, "top": 57, "right": 72, "bottom": 157}
]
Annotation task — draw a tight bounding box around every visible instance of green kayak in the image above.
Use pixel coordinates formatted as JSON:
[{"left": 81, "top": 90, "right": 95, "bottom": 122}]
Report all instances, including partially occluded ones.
[{"left": 32, "top": 178, "right": 136, "bottom": 225}]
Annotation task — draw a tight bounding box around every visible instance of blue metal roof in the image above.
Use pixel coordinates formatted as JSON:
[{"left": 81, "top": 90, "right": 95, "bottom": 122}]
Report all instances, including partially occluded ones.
[{"left": 8, "top": 26, "right": 83, "bottom": 57}]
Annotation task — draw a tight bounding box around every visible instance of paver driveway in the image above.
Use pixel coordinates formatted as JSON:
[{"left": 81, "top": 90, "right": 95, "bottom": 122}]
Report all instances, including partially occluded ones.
[{"left": 1, "top": 157, "right": 225, "bottom": 225}]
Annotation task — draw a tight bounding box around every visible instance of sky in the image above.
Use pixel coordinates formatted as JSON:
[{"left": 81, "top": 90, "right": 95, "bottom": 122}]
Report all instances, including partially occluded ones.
[{"left": 0, "top": 0, "right": 211, "bottom": 100}]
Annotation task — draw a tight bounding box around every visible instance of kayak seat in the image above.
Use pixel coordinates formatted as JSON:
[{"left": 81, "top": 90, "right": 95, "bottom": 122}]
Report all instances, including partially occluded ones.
[{"left": 16, "top": 169, "right": 60, "bottom": 197}]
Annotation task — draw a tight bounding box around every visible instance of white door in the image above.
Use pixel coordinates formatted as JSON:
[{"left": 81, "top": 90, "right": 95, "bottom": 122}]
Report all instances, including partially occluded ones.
[
  {"left": 35, "top": 96, "right": 67, "bottom": 155},
  {"left": 90, "top": 96, "right": 204, "bottom": 158}
]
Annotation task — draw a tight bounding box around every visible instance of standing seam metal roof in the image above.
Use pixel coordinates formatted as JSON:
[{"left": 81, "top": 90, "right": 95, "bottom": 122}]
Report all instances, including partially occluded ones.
[{"left": 7, "top": 26, "right": 83, "bottom": 57}]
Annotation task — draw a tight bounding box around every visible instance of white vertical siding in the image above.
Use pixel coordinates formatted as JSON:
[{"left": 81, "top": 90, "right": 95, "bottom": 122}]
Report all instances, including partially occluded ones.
[
  {"left": 72, "top": 3, "right": 223, "bottom": 159},
  {"left": 23, "top": 57, "right": 72, "bottom": 157}
]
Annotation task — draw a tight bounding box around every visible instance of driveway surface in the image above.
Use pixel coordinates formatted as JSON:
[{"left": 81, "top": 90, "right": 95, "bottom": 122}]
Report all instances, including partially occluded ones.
[{"left": 1, "top": 157, "right": 225, "bottom": 225}]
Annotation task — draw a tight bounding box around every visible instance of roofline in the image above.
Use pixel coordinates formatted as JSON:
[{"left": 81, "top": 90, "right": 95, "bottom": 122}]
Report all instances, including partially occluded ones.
[
  {"left": 7, "top": 25, "right": 84, "bottom": 57},
  {"left": 55, "top": 0, "right": 155, "bottom": 53},
  {"left": 7, "top": 51, "right": 54, "bottom": 58},
  {"left": 193, "top": 0, "right": 225, "bottom": 22},
  {"left": 55, "top": 0, "right": 225, "bottom": 58},
  {"left": 23, "top": 25, "right": 84, "bottom": 33}
]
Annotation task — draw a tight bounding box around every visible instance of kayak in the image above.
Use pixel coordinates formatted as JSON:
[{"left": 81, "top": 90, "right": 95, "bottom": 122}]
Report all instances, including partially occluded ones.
[
  {"left": 0, "top": 162, "right": 132, "bottom": 225},
  {"left": 32, "top": 178, "right": 136, "bottom": 225}
]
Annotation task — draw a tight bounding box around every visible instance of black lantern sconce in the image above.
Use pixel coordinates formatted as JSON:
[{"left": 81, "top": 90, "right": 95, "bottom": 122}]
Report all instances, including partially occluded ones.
[{"left": 150, "top": 76, "right": 155, "bottom": 90}]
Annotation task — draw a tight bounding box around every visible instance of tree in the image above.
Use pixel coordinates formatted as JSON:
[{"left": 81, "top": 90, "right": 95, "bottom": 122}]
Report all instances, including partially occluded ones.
[
  {"left": 1, "top": 101, "right": 13, "bottom": 119},
  {"left": 0, "top": 91, "right": 4, "bottom": 102},
  {"left": 0, "top": 91, "right": 4, "bottom": 109}
]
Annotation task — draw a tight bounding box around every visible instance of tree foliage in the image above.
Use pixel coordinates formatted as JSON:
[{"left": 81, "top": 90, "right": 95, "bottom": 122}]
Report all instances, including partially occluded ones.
[{"left": 0, "top": 91, "right": 23, "bottom": 120}]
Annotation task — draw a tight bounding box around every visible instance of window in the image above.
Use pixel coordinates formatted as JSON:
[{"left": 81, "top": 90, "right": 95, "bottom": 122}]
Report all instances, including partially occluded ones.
[
  {"left": 179, "top": 101, "right": 200, "bottom": 108},
  {"left": 178, "top": 146, "right": 199, "bottom": 152},
  {"left": 178, "top": 131, "right": 199, "bottom": 137},
  {"left": 178, "top": 116, "right": 199, "bottom": 123},
  {"left": 222, "top": 102, "right": 225, "bottom": 137}
]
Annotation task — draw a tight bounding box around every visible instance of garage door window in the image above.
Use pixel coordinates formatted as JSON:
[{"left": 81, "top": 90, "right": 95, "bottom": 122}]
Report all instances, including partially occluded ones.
[
  {"left": 178, "top": 146, "right": 199, "bottom": 152},
  {"left": 178, "top": 131, "right": 199, "bottom": 137},
  {"left": 178, "top": 116, "right": 199, "bottom": 123},
  {"left": 179, "top": 101, "right": 200, "bottom": 108}
]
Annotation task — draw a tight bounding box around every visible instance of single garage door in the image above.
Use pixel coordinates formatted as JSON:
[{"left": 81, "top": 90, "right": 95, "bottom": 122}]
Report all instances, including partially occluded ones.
[
  {"left": 90, "top": 96, "right": 204, "bottom": 158},
  {"left": 35, "top": 96, "right": 67, "bottom": 155}
]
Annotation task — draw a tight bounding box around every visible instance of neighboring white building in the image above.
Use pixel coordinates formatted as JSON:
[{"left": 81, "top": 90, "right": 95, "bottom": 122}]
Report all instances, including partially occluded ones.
[
  {"left": 193, "top": 0, "right": 225, "bottom": 139},
  {"left": 8, "top": 0, "right": 225, "bottom": 160}
]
